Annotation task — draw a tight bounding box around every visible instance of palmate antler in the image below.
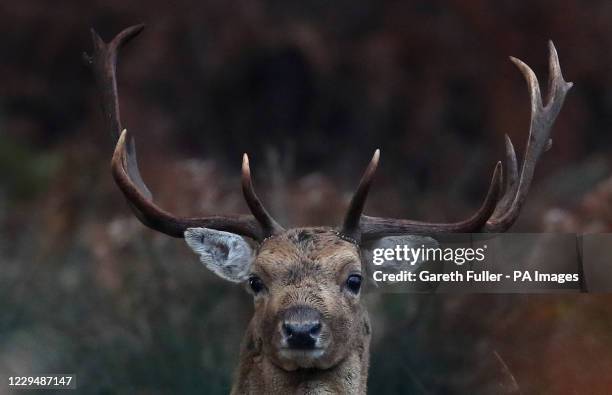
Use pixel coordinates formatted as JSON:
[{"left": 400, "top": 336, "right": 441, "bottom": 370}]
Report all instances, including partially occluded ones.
[
  {"left": 85, "top": 25, "right": 283, "bottom": 241},
  {"left": 342, "top": 41, "right": 572, "bottom": 242}
]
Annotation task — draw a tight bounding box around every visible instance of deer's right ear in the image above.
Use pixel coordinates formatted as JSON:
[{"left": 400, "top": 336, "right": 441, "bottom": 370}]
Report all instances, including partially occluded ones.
[{"left": 184, "top": 228, "right": 255, "bottom": 283}]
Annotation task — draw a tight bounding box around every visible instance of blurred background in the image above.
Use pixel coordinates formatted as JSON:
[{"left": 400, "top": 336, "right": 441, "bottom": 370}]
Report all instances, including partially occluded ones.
[{"left": 2, "top": 0, "right": 612, "bottom": 393}]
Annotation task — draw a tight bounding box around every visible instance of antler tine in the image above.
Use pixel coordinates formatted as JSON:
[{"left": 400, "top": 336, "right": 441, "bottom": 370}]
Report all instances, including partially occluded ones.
[
  {"left": 492, "top": 134, "right": 519, "bottom": 218},
  {"left": 485, "top": 41, "right": 573, "bottom": 232},
  {"left": 359, "top": 162, "right": 502, "bottom": 241},
  {"left": 340, "top": 149, "right": 380, "bottom": 242},
  {"left": 85, "top": 25, "right": 144, "bottom": 138},
  {"left": 87, "top": 25, "right": 274, "bottom": 241},
  {"left": 242, "top": 154, "right": 285, "bottom": 237}
]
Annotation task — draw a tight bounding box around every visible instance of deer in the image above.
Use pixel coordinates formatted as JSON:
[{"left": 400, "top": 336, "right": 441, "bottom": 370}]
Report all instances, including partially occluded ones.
[{"left": 85, "top": 25, "right": 572, "bottom": 394}]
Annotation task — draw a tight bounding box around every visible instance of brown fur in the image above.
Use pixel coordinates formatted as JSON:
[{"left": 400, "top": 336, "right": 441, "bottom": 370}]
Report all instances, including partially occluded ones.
[{"left": 231, "top": 227, "right": 371, "bottom": 394}]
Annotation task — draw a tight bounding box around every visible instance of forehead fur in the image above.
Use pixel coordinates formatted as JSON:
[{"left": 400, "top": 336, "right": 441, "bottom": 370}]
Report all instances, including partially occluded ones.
[{"left": 254, "top": 227, "right": 360, "bottom": 283}]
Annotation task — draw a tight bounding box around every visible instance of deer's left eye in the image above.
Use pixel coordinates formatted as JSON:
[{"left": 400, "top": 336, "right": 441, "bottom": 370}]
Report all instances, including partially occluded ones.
[
  {"left": 248, "top": 275, "right": 266, "bottom": 294},
  {"left": 345, "top": 274, "right": 362, "bottom": 294}
]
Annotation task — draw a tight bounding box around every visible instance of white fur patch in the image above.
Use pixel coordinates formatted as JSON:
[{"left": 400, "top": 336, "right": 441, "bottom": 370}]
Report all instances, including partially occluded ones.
[{"left": 184, "top": 228, "right": 254, "bottom": 283}]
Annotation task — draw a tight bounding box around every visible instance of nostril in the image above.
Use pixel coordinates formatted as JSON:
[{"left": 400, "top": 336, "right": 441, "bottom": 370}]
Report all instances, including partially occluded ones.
[
  {"left": 282, "top": 322, "right": 293, "bottom": 337},
  {"left": 310, "top": 322, "right": 322, "bottom": 336}
]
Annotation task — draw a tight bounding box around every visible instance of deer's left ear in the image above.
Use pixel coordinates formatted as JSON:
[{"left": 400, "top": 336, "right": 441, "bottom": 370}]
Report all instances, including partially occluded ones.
[{"left": 184, "top": 228, "right": 255, "bottom": 283}]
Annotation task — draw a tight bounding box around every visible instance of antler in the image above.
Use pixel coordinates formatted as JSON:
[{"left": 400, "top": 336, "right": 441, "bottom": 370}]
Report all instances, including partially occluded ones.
[
  {"left": 340, "top": 149, "right": 380, "bottom": 242},
  {"left": 85, "top": 25, "right": 283, "bottom": 241},
  {"left": 485, "top": 41, "right": 573, "bottom": 232},
  {"left": 341, "top": 41, "right": 571, "bottom": 242},
  {"left": 341, "top": 155, "right": 502, "bottom": 242}
]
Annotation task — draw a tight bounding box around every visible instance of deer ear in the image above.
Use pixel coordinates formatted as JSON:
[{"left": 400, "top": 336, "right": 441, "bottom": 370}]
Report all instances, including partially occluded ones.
[{"left": 184, "top": 228, "right": 255, "bottom": 283}]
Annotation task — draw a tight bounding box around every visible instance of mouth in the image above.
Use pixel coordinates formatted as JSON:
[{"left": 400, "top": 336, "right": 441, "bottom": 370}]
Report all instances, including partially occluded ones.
[{"left": 278, "top": 348, "right": 325, "bottom": 360}]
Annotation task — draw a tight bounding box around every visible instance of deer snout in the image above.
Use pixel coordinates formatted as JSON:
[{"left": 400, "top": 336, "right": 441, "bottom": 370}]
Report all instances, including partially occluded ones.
[{"left": 281, "top": 306, "right": 322, "bottom": 350}]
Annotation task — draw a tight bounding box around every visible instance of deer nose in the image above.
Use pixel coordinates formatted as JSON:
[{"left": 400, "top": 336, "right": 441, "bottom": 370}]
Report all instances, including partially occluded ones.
[
  {"left": 281, "top": 307, "right": 322, "bottom": 349},
  {"left": 282, "top": 321, "right": 322, "bottom": 349}
]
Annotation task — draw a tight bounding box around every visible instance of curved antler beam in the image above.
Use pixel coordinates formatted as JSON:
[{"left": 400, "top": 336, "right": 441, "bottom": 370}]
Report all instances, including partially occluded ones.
[
  {"left": 357, "top": 162, "right": 502, "bottom": 241},
  {"left": 112, "top": 130, "right": 266, "bottom": 239},
  {"left": 86, "top": 25, "right": 282, "bottom": 241}
]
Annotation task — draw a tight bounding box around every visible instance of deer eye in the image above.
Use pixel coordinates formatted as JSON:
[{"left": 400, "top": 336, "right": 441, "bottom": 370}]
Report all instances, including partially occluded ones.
[
  {"left": 345, "top": 274, "right": 362, "bottom": 294},
  {"left": 248, "top": 275, "right": 266, "bottom": 294}
]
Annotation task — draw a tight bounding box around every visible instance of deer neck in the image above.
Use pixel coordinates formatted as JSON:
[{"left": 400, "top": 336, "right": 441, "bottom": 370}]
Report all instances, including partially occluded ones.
[{"left": 231, "top": 316, "right": 371, "bottom": 395}]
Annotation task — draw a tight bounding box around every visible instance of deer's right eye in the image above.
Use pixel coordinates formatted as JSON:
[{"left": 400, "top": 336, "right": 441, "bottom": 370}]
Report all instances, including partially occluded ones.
[{"left": 248, "top": 275, "right": 266, "bottom": 294}]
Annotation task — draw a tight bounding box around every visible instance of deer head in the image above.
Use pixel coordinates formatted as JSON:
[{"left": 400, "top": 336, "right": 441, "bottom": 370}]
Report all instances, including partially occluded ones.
[{"left": 85, "top": 25, "right": 571, "bottom": 393}]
